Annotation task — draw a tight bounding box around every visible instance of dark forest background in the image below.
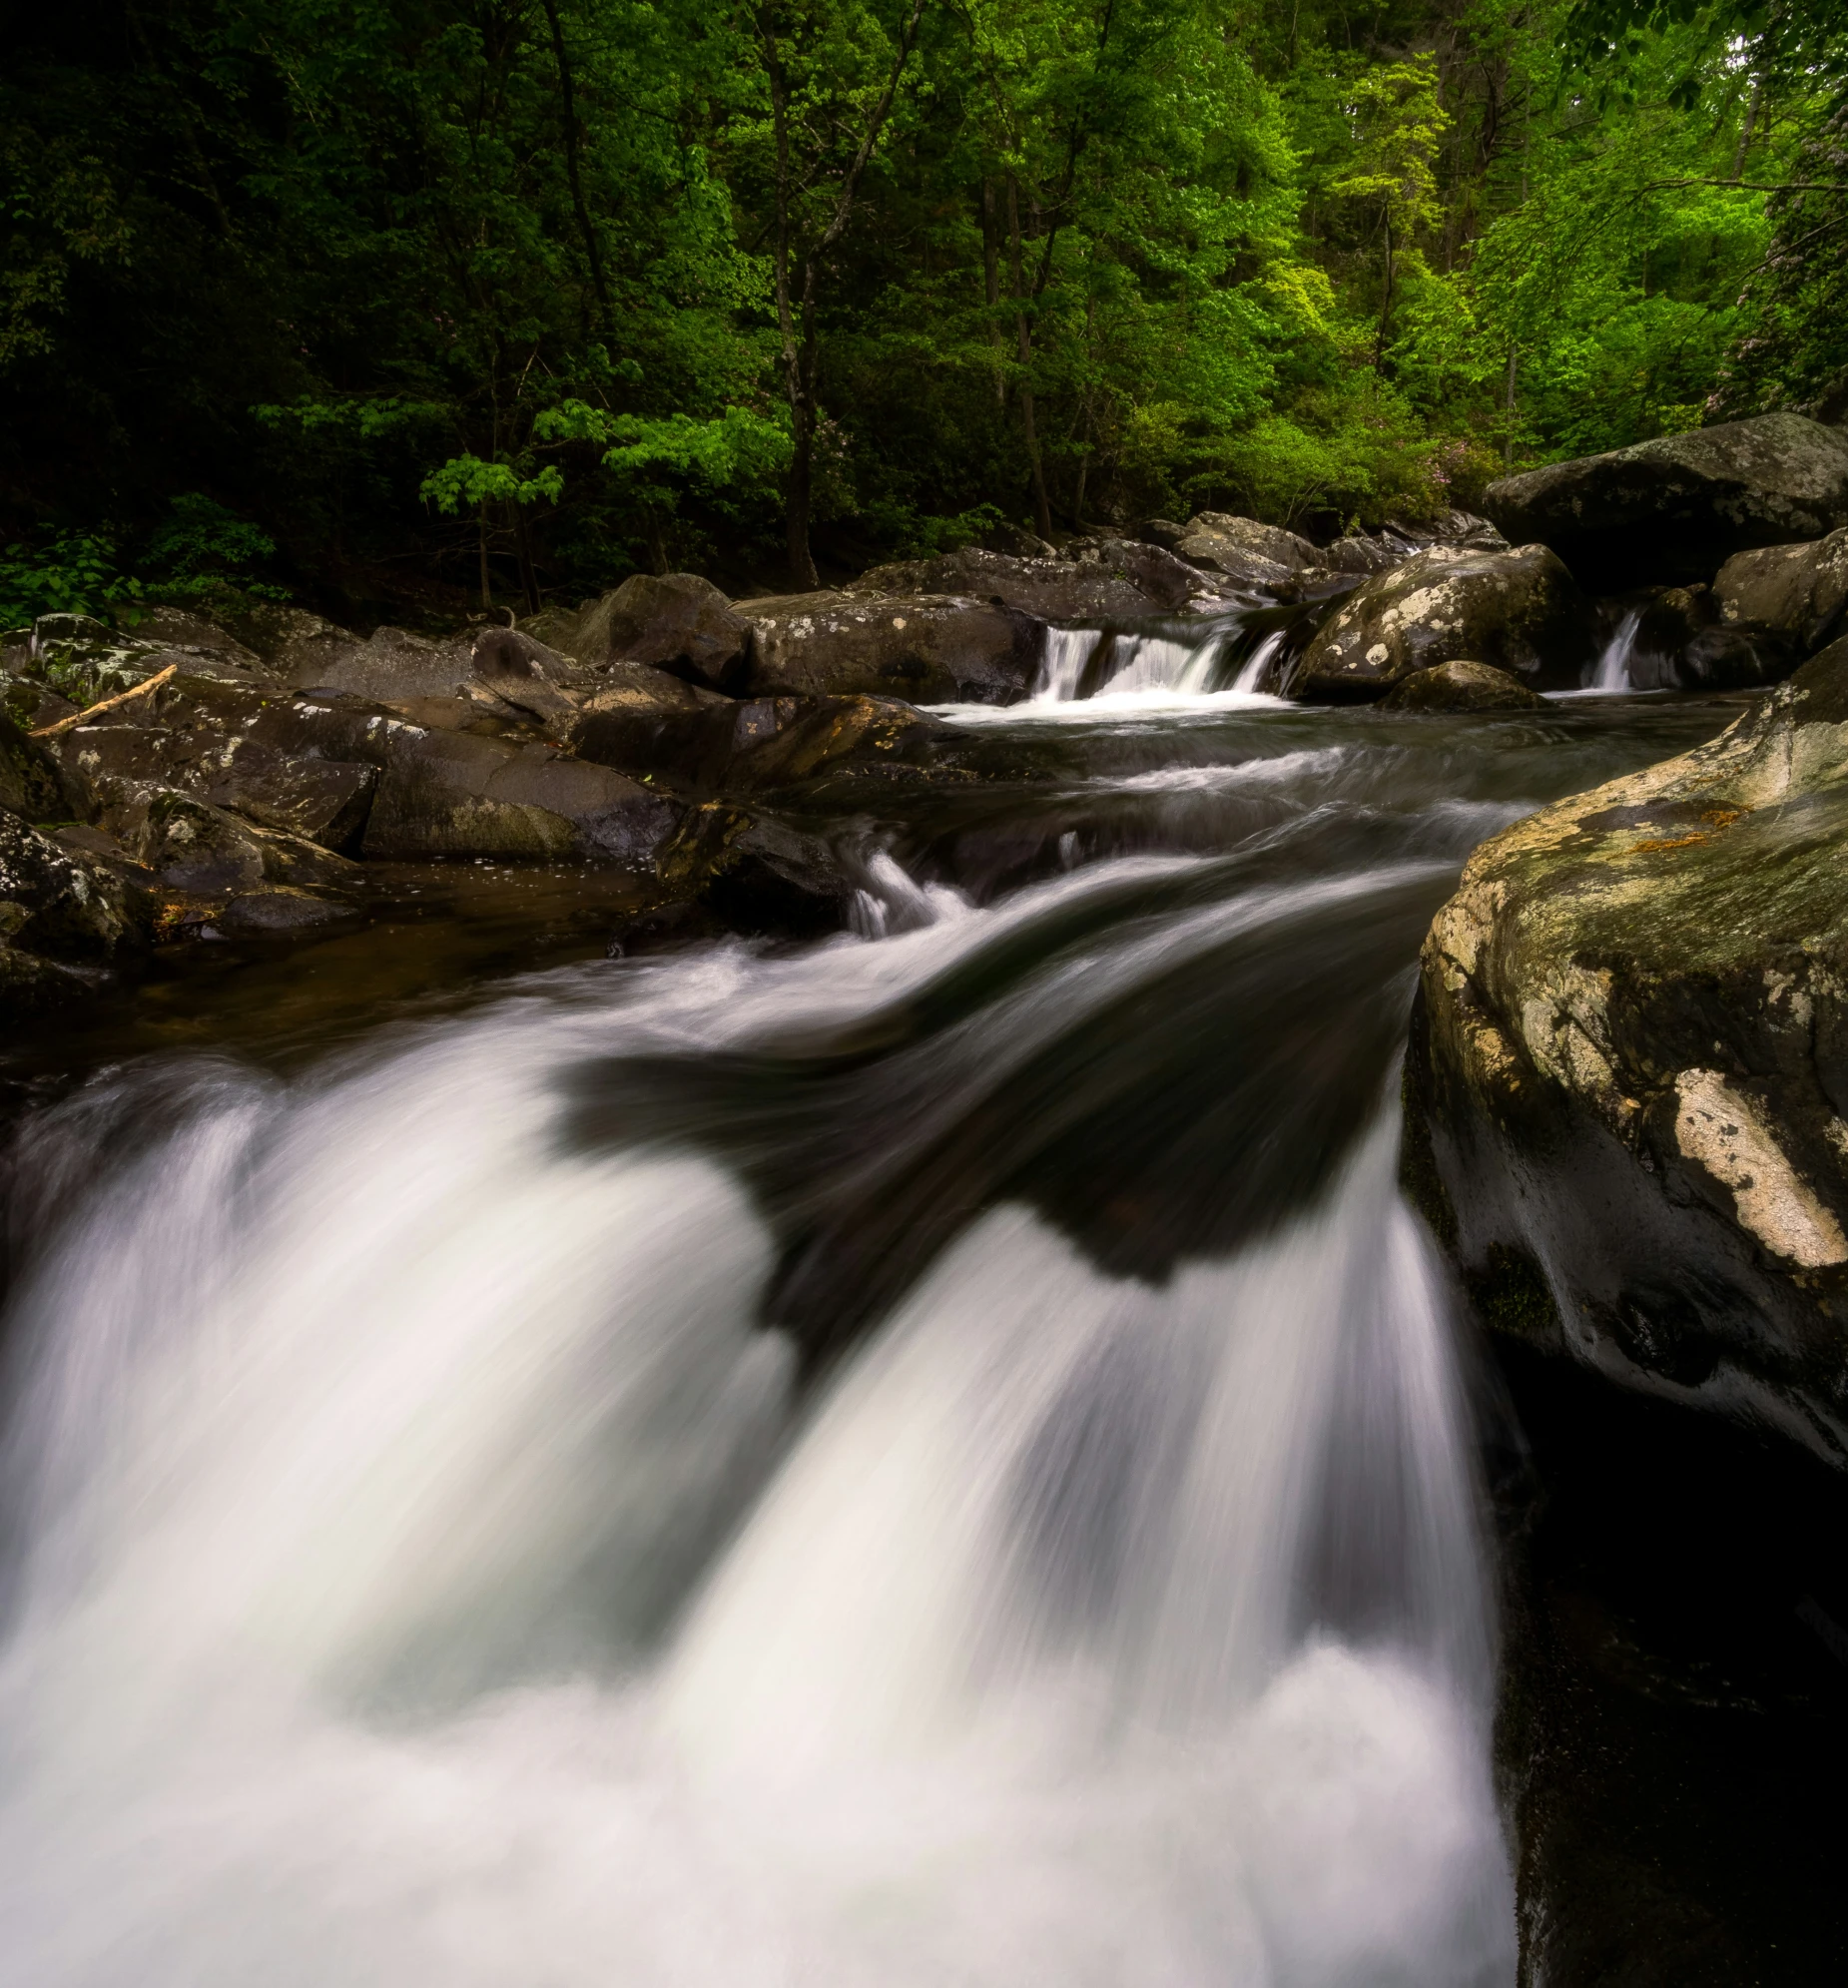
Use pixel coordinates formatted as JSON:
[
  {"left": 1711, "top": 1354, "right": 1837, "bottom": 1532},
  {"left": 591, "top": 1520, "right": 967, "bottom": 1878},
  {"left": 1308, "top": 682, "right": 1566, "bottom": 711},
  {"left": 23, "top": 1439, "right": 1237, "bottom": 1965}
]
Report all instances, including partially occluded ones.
[{"left": 4, "top": 0, "right": 1846, "bottom": 624}]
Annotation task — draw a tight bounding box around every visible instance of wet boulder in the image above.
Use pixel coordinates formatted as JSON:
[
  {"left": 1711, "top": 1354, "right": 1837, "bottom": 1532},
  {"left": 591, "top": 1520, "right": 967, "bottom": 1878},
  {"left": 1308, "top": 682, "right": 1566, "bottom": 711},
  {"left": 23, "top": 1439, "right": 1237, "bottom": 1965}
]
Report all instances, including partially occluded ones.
[
  {"left": 55, "top": 675, "right": 378, "bottom": 854},
  {"left": 1714, "top": 526, "right": 1848, "bottom": 657},
  {"left": 1483, "top": 412, "right": 1848, "bottom": 590},
  {"left": 0, "top": 806, "right": 148, "bottom": 1010},
  {"left": 569, "top": 667, "right": 735, "bottom": 789},
  {"left": 1408, "top": 636, "right": 1848, "bottom": 1464},
  {"left": 1379, "top": 661, "right": 1541, "bottom": 713},
  {"left": 1624, "top": 585, "right": 1794, "bottom": 692},
  {"left": 1290, "top": 544, "right": 1594, "bottom": 702},
  {"left": 736, "top": 592, "right": 1044, "bottom": 704},
  {"left": 654, "top": 798, "right": 857, "bottom": 938},
  {"left": 724, "top": 693, "right": 961, "bottom": 793},
  {"left": 571, "top": 573, "right": 750, "bottom": 692}
]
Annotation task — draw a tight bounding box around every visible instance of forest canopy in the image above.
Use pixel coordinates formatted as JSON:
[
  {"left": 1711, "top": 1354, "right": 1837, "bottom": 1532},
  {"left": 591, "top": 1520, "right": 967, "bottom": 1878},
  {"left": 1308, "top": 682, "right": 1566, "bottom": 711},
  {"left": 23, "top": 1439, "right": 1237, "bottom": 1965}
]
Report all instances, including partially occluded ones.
[{"left": 3, "top": 0, "right": 1845, "bottom": 620}]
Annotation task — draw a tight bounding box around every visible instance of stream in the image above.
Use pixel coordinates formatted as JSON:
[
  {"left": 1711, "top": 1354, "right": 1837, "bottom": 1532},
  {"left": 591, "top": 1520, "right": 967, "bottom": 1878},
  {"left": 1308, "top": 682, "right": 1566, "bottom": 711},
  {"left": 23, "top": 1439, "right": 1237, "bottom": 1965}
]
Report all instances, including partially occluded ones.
[{"left": 0, "top": 654, "right": 1754, "bottom": 1985}]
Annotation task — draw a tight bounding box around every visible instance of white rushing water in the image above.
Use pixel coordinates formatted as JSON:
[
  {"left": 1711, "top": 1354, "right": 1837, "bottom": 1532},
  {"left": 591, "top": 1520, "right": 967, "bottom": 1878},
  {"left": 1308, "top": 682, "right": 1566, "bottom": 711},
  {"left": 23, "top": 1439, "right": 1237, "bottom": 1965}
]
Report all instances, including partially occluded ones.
[
  {"left": 1590, "top": 609, "right": 1642, "bottom": 692},
  {"left": 1003, "top": 623, "right": 1288, "bottom": 716},
  {"left": 0, "top": 882, "right": 1514, "bottom": 1986}
]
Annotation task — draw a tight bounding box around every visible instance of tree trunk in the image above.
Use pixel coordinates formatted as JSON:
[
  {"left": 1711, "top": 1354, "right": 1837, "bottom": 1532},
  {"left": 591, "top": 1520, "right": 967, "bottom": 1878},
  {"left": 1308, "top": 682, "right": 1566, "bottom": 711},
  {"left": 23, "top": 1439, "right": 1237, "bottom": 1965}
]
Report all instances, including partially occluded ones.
[
  {"left": 1006, "top": 176, "right": 1053, "bottom": 541},
  {"left": 1504, "top": 344, "right": 1519, "bottom": 467},
  {"left": 513, "top": 502, "right": 541, "bottom": 612},
  {"left": 538, "top": 0, "right": 611, "bottom": 325},
  {"left": 1377, "top": 209, "right": 1395, "bottom": 363},
  {"left": 981, "top": 179, "right": 1006, "bottom": 409},
  {"left": 477, "top": 502, "right": 492, "bottom": 611}
]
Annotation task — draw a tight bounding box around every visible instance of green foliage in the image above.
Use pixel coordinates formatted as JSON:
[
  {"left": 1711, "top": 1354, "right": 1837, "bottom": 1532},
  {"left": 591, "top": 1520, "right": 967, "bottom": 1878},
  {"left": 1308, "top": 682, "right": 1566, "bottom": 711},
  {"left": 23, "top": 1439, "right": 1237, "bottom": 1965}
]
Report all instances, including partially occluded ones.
[
  {"left": 2, "top": 0, "right": 1844, "bottom": 600},
  {"left": 0, "top": 534, "right": 141, "bottom": 629}
]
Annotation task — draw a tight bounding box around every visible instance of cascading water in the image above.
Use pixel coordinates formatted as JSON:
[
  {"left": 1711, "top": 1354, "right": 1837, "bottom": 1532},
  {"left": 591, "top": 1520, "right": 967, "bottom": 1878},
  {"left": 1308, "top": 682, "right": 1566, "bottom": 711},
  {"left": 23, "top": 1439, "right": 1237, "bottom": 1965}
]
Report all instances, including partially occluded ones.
[
  {"left": 1032, "top": 616, "right": 1296, "bottom": 706},
  {"left": 1591, "top": 608, "right": 1642, "bottom": 692},
  {"left": 0, "top": 690, "right": 1741, "bottom": 1986}
]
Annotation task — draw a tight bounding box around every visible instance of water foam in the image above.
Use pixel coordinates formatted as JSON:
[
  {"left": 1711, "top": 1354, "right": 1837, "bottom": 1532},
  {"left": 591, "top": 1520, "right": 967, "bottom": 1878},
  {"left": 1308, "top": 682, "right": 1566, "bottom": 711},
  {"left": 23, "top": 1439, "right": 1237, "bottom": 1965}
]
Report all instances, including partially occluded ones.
[{"left": 0, "top": 920, "right": 1514, "bottom": 1986}]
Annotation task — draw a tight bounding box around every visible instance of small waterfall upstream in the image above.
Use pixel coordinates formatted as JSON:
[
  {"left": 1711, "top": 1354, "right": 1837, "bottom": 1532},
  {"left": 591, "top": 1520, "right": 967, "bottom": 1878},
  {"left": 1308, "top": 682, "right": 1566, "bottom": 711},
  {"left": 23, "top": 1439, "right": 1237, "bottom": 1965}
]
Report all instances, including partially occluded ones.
[
  {"left": 0, "top": 837, "right": 1517, "bottom": 1986},
  {"left": 1035, "top": 619, "right": 1292, "bottom": 704},
  {"left": 1591, "top": 608, "right": 1642, "bottom": 692}
]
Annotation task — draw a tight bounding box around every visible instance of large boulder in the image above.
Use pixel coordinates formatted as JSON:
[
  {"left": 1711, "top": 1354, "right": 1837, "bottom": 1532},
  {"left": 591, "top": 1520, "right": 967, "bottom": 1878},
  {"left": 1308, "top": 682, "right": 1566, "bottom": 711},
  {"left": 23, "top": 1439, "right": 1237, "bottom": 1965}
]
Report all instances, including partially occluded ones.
[
  {"left": 1288, "top": 543, "right": 1594, "bottom": 702},
  {"left": 1170, "top": 513, "right": 1316, "bottom": 589},
  {"left": 1379, "top": 660, "right": 1541, "bottom": 713},
  {"left": 345, "top": 721, "right": 678, "bottom": 865},
  {"left": 1714, "top": 526, "right": 1848, "bottom": 656},
  {"left": 1483, "top": 413, "right": 1848, "bottom": 589},
  {"left": 571, "top": 573, "right": 750, "bottom": 692},
  {"left": 849, "top": 541, "right": 1220, "bottom": 620},
  {"left": 1408, "top": 636, "right": 1848, "bottom": 1463},
  {"left": 735, "top": 592, "right": 1043, "bottom": 703}
]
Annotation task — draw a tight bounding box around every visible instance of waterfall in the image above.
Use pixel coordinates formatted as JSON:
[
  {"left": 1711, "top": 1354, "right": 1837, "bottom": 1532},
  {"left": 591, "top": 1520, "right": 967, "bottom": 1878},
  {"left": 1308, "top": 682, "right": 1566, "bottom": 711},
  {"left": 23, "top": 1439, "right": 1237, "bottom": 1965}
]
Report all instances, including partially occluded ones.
[
  {"left": 1591, "top": 609, "right": 1642, "bottom": 691},
  {"left": 0, "top": 870, "right": 1515, "bottom": 1986},
  {"left": 1031, "top": 619, "right": 1290, "bottom": 705}
]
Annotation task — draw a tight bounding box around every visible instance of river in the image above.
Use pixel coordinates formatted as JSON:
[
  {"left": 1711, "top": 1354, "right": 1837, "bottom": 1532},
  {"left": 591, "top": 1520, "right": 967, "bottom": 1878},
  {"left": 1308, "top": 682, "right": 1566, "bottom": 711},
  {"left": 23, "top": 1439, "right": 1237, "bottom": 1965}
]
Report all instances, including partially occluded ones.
[{"left": 0, "top": 659, "right": 1746, "bottom": 1985}]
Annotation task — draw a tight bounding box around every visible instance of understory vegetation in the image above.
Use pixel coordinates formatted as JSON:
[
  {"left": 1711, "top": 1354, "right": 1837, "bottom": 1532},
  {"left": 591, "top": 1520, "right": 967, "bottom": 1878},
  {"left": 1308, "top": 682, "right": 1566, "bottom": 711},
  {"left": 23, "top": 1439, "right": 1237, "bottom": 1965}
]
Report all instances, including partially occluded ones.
[{"left": 4, "top": 0, "right": 1845, "bottom": 617}]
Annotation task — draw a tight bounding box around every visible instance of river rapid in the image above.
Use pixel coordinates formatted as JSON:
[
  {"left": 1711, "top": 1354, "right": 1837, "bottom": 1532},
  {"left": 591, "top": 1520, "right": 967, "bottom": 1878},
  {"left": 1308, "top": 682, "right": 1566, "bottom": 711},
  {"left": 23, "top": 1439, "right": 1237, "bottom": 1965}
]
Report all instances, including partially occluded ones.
[{"left": 0, "top": 666, "right": 1743, "bottom": 1987}]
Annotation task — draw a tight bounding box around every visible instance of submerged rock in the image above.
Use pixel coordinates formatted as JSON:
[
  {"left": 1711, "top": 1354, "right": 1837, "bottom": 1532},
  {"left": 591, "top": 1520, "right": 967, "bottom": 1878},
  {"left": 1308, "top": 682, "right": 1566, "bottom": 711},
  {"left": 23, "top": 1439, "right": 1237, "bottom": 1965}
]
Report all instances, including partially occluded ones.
[
  {"left": 736, "top": 591, "right": 1043, "bottom": 703},
  {"left": 1379, "top": 660, "right": 1542, "bottom": 712},
  {"left": 1290, "top": 544, "right": 1594, "bottom": 701},
  {"left": 1483, "top": 412, "right": 1848, "bottom": 589},
  {"left": 1409, "top": 636, "right": 1848, "bottom": 1463}
]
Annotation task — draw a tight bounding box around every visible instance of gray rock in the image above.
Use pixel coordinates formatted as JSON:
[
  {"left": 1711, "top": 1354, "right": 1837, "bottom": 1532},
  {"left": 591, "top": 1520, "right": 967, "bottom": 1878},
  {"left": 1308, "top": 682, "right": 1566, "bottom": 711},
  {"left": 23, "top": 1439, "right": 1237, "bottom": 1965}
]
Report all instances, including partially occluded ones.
[
  {"left": 2, "top": 710, "right": 92, "bottom": 823},
  {"left": 1290, "top": 543, "right": 1594, "bottom": 701},
  {"left": 0, "top": 806, "right": 146, "bottom": 969},
  {"left": 569, "top": 667, "right": 734, "bottom": 788},
  {"left": 1714, "top": 526, "right": 1848, "bottom": 655},
  {"left": 56, "top": 674, "right": 378, "bottom": 853},
  {"left": 287, "top": 624, "right": 472, "bottom": 700},
  {"left": 573, "top": 573, "right": 750, "bottom": 691},
  {"left": 469, "top": 626, "right": 581, "bottom": 726},
  {"left": 1409, "top": 634, "right": 1848, "bottom": 1462},
  {"left": 1483, "top": 412, "right": 1848, "bottom": 588},
  {"left": 1379, "top": 660, "right": 1542, "bottom": 712},
  {"left": 350, "top": 720, "right": 682, "bottom": 865},
  {"left": 1312, "top": 535, "right": 1403, "bottom": 578},
  {"left": 654, "top": 798, "right": 857, "bottom": 937},
  {"left": 1625, "top": 585, "right": 1794, "bottom": 691},
  {"left": 850, "top": 541, "right": 1221, "bottom": 620},
  {"left": 736, "top": 592, "right": 1044, "bottom": 703},
  {"left": 1177, "top": 512, "right": 1318, "bottom": 577}
]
